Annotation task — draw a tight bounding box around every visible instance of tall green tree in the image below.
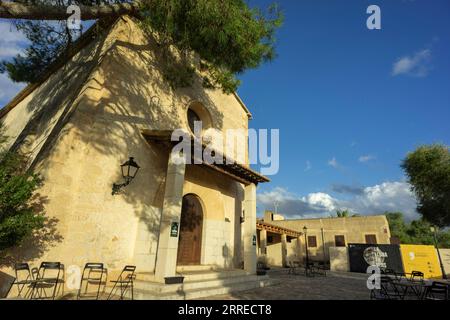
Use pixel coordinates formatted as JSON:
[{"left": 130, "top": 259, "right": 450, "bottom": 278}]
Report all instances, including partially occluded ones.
[
  {"left": 385, "top": 212, "right": 410, "bottom": 243},
  {"left": 385, "top": 211, "right": 450, "bottom": 248},
  {"left": 0, "top": 0, "right": 283, "bottom": 93},
  {"left": 401, "top": 144, "right": 450, "bottom": 227},
  {"left": 336, "top": 209, "right": 349, "bottom": 217},
  {"left": 0, "top": 129, "right": 44, "bottom": 251}
]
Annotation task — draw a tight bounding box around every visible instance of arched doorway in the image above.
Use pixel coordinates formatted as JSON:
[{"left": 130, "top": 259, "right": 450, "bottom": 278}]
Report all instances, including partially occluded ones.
[{"left": 177, "top": 194, "right": 203, "bottom": 265}]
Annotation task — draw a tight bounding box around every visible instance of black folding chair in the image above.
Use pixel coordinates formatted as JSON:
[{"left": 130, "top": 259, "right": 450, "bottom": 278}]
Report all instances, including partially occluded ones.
[
  {"left": 306, "top": 262, "right": 326, "bottom": 277},
  {"left": 382, "top": 268, "right": 406, "bottom": 282},
  {"left": 381, "top": 268, "right": 395, "bottom": 276},
  {"left": 371, "top": 276, "right": 403, "bottom": 300},
  {"left": 422, "top": 281, "right": 449, "bottom": 300},
  {"left": 107, "top": 266, "right": 136, "bottom": 300},
  {"left": 303, "top": 262, "right": 315, "bottom": 277},
  {"left": 8, "top": 263, "right": 35, "bottom": 298},
  {"left": 410, "top": 271, "right": 424, "bottom": 283},
  {"left": 287, "top": 261, "right": 298, "bottom": 275},
  {"left": 77, "top": 263, "right": 108, "bottom": 300},
  {"left": 30, "top": 262, "right": 64, "bottom": 300},
  {"left": 313, "top": 262, "right": 327, "bottom": 277}
]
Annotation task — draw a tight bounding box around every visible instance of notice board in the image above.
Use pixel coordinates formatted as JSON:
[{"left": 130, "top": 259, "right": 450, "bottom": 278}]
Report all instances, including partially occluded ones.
[
  {"left": 400, "top": 244, "right": 442, "bottom": 279},
  {"left": 348, "top": 243, "right": 404, "bottom": 274}
]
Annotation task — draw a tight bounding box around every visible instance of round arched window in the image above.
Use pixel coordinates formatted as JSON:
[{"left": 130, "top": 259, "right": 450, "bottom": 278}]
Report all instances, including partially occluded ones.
[{"left": 187, "top": 108, "right": 201, "bottom": 133}]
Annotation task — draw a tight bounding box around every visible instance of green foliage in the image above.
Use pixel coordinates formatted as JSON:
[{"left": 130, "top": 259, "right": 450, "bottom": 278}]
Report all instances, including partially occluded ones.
[
  {"left": 0, "top": 130, "right": 44, "bottom": 251},
  {"left": 385, "top": 211, "right": 450, "bottom": 248},
  {"left": 0, "top": 0, "right": 102, "bottom": 83},
  {"left": 0, "top": 21, "right": 70, "bottom": 83},
  {"left": 401, "top": 144, "right": 450, "bottom": 227},
  {"left": 334, "top": 209, "right": 349, "bottom": 217},
  {"left": 139, "top": 0, "right": 283, "bottom": 93},
  {"left": 0, "top": 0, "right": 283, "bottom": 94}
]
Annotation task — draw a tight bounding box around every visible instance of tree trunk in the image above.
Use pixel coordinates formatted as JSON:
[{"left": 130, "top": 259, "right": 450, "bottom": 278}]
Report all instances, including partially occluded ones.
[{"left": 0, "top": 1, "right": 141, "bottom": 21}]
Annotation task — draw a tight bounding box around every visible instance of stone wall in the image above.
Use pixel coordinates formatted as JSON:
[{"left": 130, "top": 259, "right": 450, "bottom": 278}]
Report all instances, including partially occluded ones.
[
  {"left": 265, "top": 213, "right": 391, "bottom": 262},
  {"left": 0, "top": 16, "right": 250, "bottom": 294},
  {"left": 260, "top": 233, "right": 300, "bottom": 267},
  {"left": 329, "top": 247, "right": 350, "bottom": 272},
  {"left": 438, "top": 248, "right": 450, "bottom": 278},
  {"left": 183, "top": 165, "right": 243, "bottom": 269}
]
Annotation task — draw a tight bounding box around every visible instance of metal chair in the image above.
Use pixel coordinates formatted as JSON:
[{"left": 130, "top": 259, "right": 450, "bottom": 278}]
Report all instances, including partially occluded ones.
[
  {"left": 422, "top": 281, "right": 449, "bottom": 300},
  {"left": 287, "top": 261, "right": 297, "bottom": 275},
  {"left": 303, "top": 262, "right": 315, "bottom": 277},
  {"left": 256, "top": 262, "right": 267, "bottom": 276},
  {"left": 306, "top": 262, "right": 326, "bottom": 277},
  {"left": 107, "top": 265, "right": 136, "bottom": 300},
  {"left": 410, "top": 271, "right": 424, "bottom": 283},
  {"left": 30, "top": 262, "right": 64, "bottom": 300},
  {"left": 381, "top": 268, "right": 401, "bottom": 281},
  {"left": 8, "top": 263, "right": 35, "bottom": 298},
  {"left": 381, "top": 268, "right": 395, "bottom": 275},
  {"left": 77, "top": 263, "right": 108, "bottom": 300}
]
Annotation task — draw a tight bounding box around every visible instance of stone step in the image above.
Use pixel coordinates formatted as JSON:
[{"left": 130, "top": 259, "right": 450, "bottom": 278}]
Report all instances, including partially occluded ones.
[
  {"left": 136, "top": 269, "right": 247, "bottom": 283},
  {"left": 176, "top": 265, "right": 215, "bottom": 273},
  {"left": 133, "top": 280, "right": 182, "bottom": 294},
  {"left": 134, "top": 273, "right": 268, "bottom": 293},
  {"left": 136, "top": 272, "right": 157, "bottom": 282},
  {"left": 180, "top": 269, "right": 248, "bottom": 282},
  {"left": 133, "top": 276, "right": 275, "bottom": 300},
  {"left": 183, "top": 274, "right": 267, "bottom": 291}
]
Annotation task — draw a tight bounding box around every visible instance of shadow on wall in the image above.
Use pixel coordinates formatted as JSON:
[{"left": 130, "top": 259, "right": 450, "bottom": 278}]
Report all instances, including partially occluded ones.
[
  {"left": 66, "top": 25, "right": 225, "bottom": 161},
  {"left": 0, "top": 193, "right": 63, "bottom": 268},
  {"left": 10, "top": 27, "right": 110, "bottom": 168},
  {"left": 62, "top": 20, "right": 226, "bottom": 238},
  {"left": 1, "top": 18, "right": 229, "bottom": 270},
  {"left": 0, "top": 29, "right": 109, "bottom": 268},
  {"left": 222, "top": 244, "right": 235, "bottom": 269}
]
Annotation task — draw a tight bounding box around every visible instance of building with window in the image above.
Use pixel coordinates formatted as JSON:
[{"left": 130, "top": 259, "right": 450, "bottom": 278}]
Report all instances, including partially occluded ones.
[
  {"left": 258, "top": 211, "right": 391, "bottom": 266},
  {"left": 0, "top": 16, "right": 271, "bottom": 299}
]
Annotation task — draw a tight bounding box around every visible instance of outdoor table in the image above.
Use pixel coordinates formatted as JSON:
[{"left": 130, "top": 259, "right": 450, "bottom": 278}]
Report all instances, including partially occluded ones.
[
  {"left": 433, "top": 279, "right": 450, "bottom": 285},
  {"left": 393, "top": 279, "right": 428, "bottom": 299}
]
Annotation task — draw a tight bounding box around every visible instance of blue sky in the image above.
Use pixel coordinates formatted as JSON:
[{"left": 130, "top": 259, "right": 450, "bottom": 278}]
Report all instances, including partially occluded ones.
[
  {"left": 0, "top": 0, "right": 449, "bottom": 220},
  {"left": 237, "top": 0, "right": 450, "bottom": 219}
]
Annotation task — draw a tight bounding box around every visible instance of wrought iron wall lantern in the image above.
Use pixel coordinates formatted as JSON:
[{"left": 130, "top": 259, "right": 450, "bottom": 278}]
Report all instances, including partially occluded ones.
[{"left": 112, "top": 157, "right": 140, "bottom": 195}]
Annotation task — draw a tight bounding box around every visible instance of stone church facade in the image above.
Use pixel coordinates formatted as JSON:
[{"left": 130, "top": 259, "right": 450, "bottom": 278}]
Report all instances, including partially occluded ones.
[{"left": 0, "top": 16, "right": 269, "bottom": 291}]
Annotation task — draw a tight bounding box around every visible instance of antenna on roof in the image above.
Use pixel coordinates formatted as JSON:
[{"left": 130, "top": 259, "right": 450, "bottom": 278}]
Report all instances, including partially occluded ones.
[{"left": 274, "top": 201, "right": 279, "bottom": 214}]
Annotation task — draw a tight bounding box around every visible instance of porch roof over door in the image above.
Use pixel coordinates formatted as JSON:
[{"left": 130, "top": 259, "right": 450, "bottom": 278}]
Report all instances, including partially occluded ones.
[
  {"left": 142, "top": 130, "right": 270, "bottom": 186},
  {"left": 257, "top": 219, "right": 303, "bottom": 238}
]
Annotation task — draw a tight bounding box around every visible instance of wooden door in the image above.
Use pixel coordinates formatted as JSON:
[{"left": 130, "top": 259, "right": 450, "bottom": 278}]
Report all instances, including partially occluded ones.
[{"left": 177, "top": 194, "right": 203, "bottom": 265}]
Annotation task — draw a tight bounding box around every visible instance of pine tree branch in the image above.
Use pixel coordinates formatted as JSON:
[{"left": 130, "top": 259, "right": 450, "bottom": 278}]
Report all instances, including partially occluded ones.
[{"left": 0, "top": 1, "right": 141, "bottom": 21}]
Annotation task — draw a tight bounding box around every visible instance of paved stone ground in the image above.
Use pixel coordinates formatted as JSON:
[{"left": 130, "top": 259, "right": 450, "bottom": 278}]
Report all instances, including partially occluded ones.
[{"left": 200, "top": 270, "right": 371, "bottom": 300}]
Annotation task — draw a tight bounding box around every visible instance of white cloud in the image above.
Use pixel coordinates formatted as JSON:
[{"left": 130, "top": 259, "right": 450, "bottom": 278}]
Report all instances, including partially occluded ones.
[
  {"left": 351, "top": 182, "right": 418, "bottom": 220},
  {"left": 331, "top": 184, "right": 364, "bottom": 195},
  {"left": 0, "top": 73, "right": 25, "bottom": 103},
  {"left": 257, "top": 181, "right": 418, "bottom": 220},
  {"left": 328, "top": 157, "right": 338, "bottom": 168},
  {"left": 301, "top": 192, "right": 337, "bottom": 212},
  {"left": 0, "top": 23, "right": 27, "bottom": 105},
  {"left": 0, "top": 23, "right": 27, "bottom": 43},
  {"left": 392, "top": 49, "right": 432, "bottom": 77},
  {"left": 304, "top": 160, "right": 311, "bottom": 172},
  {"left": 0, "top": 22, "right": 28, "bottom": 58},
  {"left": 0, "top": 47, "right": 22, "bottom": 58},
  {"left": 257, "top": 187, "right": 337, "bottom": 219},
  {"left": 358, "top": 155, "right": 375, "bottom": 163}
]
